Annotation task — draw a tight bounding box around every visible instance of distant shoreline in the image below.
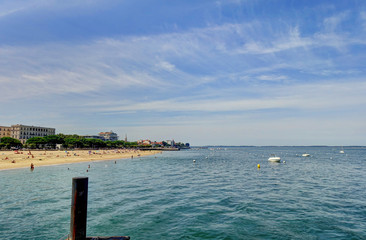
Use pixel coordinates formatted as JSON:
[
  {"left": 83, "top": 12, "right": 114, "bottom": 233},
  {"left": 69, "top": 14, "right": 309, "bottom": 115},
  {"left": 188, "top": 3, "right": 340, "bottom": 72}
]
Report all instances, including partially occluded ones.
[
  {"left": 0, "top": 149, "right": 161, "bottom": 170},
  {"left": 191, "top": 145, "right": 366, "bottom": 148}
]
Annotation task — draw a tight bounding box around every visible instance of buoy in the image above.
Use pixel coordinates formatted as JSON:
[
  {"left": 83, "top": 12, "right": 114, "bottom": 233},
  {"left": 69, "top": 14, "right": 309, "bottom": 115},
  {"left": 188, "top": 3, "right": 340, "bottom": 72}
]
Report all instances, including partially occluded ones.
[
  {"left": 193, "top": 160, "right": 196, "bottom": 163},
  {"left": 257, "top": 164, "right": 260, "bottom": 168},
  {"left": 283, "top": 160, "right": 286, "bottom": 163}
]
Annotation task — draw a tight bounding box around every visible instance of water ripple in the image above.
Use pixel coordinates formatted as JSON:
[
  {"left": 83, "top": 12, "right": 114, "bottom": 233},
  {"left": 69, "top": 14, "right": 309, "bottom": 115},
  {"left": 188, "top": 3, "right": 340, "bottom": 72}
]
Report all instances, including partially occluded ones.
[{"left": 1, "top": 147, "right": 366, "bottom": 239}]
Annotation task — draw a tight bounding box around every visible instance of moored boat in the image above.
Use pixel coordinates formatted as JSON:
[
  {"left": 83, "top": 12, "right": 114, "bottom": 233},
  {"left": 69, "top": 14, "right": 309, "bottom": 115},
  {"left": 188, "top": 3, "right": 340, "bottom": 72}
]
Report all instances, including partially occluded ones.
[
  {"left": 268, "top": 154, "right": 281, "bottom": 162},
  {"left": 340, "top": 146, "right": 345, "bottom": 154}
]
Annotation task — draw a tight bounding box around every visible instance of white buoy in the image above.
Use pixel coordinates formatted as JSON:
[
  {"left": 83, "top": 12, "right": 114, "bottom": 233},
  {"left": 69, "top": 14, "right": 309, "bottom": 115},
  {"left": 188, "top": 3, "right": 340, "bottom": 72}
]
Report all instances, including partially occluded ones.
[{"left": 193, "top": 160, "right": 196, "bottom": 163}]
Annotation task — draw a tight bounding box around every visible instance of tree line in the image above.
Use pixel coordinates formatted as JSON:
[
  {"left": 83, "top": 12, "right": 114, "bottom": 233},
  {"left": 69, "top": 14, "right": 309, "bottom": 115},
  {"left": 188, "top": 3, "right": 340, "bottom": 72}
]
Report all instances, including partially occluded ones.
[{"left": 0, "top": 134, "right": 138, "bottom": 150}]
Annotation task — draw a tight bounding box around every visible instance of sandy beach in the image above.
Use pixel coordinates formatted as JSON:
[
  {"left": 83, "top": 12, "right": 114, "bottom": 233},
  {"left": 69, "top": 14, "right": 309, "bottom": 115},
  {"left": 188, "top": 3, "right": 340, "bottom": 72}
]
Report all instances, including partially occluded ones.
[{"left": 0, "top": 149, "right": 161, "bottom": 170}]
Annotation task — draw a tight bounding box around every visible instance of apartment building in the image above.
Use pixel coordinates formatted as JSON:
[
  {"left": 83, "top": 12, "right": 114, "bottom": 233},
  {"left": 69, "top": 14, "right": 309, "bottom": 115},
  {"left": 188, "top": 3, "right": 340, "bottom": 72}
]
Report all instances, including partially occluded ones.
[
  {"left": 10, "top": 124, "right": 56, "bottom": 144},
  {"left": 99, "top": 131, "right": 118, "bottom": 141},
  {"left": 0, "top": 126, "right": 11, "bottom": 138}
]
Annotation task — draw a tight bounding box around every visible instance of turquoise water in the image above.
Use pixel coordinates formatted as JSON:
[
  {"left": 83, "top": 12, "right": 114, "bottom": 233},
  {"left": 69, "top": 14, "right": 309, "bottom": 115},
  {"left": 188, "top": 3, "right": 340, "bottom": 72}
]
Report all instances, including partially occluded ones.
[{"left": 0, "top": 147, "right": 365, "bottom": 240}]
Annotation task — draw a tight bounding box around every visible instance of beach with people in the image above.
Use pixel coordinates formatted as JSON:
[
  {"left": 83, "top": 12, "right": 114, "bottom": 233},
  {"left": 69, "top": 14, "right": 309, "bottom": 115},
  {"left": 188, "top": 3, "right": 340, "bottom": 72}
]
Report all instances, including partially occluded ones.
[{"left": 0, "top": 149, "right": 160, "bottom": 170}]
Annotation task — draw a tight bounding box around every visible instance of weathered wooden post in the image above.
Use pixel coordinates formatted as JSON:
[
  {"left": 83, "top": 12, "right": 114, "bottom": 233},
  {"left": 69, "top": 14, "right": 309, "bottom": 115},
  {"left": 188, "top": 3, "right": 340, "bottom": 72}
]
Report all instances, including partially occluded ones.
[
  {"left": 66, "top": 177, "right": 130, "bottom": 240},
  {"left": 70, "top": 177, "right": 88, "bottom": 240}
]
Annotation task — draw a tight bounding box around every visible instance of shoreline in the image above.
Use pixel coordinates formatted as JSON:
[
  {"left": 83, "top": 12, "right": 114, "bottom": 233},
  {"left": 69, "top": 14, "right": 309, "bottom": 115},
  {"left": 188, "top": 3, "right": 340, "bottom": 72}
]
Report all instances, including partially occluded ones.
[{"left": 0, "top": 149, "right": 161, "bottom": 170}]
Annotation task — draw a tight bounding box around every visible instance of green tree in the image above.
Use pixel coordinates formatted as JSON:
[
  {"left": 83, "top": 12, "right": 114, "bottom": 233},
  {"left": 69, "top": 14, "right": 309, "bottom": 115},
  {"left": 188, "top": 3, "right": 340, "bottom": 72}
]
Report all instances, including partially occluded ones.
[
  {"left": 106, "top": 141, "right": 116, "bottom": 148},
  {"left": 0, "top": 137, "right": 23, "bottom": 149},
  {"left": 81, "top": 138, "right": 106, "bottom": 149},
  {"left": 115, "top": 140, "right": 127, "bottom": 148},
  {"left": 64, "top": 138, "right": 84, "bottom": 149},
  {"left": 44, "top": 135, "right": 64, "bottom": 148},
  {"left": 26, "top": 137, "right": 46, "bottom": 149},
  {"left": 125, "top": 141, "right": 138, "bottom": 148},
  {"left": 106, "top": 140, "right": 127, "bottom": 148}
]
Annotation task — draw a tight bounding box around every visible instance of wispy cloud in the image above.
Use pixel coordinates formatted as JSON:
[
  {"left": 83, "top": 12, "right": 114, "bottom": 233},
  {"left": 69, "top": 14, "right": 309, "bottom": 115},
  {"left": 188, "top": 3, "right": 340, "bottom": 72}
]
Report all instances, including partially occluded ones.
[
  {"left": 2, "top": 17, "right": 364, "bottom": 101},
  {"left": 257, "top": 75, "right": 288, "bottom": 81},
  {"left": 1, "top": 1, "right": 366, "bottom": 145},
  {"left": 0, "top": 7, "right": 25, "bottom": 18},
  {"left": 323, "top": 11, "right": 349, "bottom": 32},
  {"left": 78, "top": 78, "right": 366, "bottom": 117},
  {"left": 234, "top": 26, "right": 314, "bottom": 55},
  {"left": 360, "top": 11, "right": 366, "bottom": 31}
]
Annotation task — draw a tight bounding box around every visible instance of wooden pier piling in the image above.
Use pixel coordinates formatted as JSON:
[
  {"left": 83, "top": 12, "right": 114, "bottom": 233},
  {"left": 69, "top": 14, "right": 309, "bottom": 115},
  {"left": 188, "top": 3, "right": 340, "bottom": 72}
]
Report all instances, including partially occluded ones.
[
  {"left": 70, "top": 177, "right": 89, "bottom": 240},
  {"left": 67, "top": 177, "right": 130, "bottom": 240}
]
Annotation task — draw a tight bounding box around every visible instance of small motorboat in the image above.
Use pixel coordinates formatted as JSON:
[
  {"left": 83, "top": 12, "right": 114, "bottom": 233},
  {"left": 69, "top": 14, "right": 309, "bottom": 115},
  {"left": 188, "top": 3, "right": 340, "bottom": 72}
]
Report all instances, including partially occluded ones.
[
  {"left": 302, "top": 153, "right": 310, "bottom": 157},
  {"left": 340, "top": 147, "right": 345, "bottom": 154},
  {"left": 268, "top": 154, "right": 281, "bottom": 162}
]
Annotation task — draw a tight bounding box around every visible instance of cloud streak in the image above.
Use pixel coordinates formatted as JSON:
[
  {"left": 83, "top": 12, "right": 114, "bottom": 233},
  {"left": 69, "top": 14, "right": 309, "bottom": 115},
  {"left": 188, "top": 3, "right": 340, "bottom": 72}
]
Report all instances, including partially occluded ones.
[
  {"left": 2, "top": 18, "right": 365, "bottom": 99},
  {"left": 1, "top": 1, "right": 366, "bottom": 145},
  {"left": 82, "top": 79, "right": 366, "bottom": 115}
]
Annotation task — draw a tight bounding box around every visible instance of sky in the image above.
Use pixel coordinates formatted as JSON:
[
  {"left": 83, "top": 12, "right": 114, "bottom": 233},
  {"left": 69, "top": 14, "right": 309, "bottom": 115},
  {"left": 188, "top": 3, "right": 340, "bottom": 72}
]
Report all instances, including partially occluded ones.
[{"left": 1, "top": 0, "right": 366, "bottom": 146}]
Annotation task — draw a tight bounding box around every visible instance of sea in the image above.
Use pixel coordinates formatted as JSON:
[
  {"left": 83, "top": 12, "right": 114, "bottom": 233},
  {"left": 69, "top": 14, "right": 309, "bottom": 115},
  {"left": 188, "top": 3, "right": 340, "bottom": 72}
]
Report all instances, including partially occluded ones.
[{"left": 0, "top": 146, "right": 365, "bottom": 240}]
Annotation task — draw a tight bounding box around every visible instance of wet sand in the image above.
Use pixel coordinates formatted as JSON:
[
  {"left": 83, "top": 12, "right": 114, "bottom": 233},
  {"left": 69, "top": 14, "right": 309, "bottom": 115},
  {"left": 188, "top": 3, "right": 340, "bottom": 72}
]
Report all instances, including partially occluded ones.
[{"left": 0, "top": 149, "right": 160, "bottom": 170}]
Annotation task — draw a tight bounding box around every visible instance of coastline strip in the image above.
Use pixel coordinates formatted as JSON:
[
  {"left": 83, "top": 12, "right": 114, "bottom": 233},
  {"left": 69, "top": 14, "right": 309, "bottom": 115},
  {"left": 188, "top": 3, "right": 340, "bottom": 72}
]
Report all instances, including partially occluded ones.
[{"left": 0, "top": 149, "right": 161, "bottom": 170}]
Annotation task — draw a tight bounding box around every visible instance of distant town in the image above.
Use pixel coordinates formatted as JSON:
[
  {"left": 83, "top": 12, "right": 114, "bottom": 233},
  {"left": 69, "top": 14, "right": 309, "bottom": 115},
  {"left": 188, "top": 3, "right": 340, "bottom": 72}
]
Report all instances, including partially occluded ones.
[{"left": 0, "top": 124, "right": 190, "bottom": 150}]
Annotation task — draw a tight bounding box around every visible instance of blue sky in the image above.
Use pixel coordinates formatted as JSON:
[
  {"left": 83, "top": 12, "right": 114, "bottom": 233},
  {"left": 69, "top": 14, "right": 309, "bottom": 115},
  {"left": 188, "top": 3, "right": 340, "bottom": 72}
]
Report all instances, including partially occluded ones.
[{"left": 1, "top": 0, "right": 366, "bottom": 146}]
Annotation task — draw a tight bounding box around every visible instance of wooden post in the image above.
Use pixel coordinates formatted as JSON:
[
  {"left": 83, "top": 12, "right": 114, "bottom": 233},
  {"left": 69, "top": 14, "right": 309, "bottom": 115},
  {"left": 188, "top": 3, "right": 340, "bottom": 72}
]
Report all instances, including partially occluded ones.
[{"left": 70, "top": 177, "right": 89, "bottom": 240}]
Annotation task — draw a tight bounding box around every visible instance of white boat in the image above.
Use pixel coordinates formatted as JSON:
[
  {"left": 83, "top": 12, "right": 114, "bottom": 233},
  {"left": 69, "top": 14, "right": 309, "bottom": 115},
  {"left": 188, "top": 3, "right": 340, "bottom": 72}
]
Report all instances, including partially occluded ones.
[
  {"left": 340, "top": 147, "right": 345, "bottom": 154},
  {"left": 302, "top": 153, "right": 310, "bottom": 157},
  {"left": 268, "top": 154, "right": 281, "bottom": 162}
]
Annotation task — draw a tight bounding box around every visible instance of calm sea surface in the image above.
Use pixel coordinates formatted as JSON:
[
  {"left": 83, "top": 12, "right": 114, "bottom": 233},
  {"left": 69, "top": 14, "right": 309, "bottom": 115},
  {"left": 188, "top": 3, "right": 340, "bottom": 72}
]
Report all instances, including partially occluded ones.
[{"left": 0, "top": 147, "right": 366, "bottom": 240}]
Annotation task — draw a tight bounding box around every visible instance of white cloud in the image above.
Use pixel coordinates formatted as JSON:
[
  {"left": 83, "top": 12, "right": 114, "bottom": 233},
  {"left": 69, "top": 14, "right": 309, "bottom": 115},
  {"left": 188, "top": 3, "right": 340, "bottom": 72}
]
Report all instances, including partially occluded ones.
[
  {"left": 111, "top": 111, "right": 366, "bottom": 145},
  {"left": 0, "top": 7, "right": 25, "bottom": 18},
  {"left": 229, "top": 25, "right": 313, "bottom": 55},
  {"left": 0, "top": 0, "right": 109, "bottom": 18},
  {"left": 2, "top": 1, "right": 366, "bottom": 145},
  {"left": 155, "top": 61, "right": 176, "bottom": 72},
  {"left": 2, "top": 12, "right": 366, "bottom": 148},
  {"left": 360, "top": 11, "right": 366, "bottom": 30},
  {"left": 323, "top": 11, "right": 349, "bottom": 32},
  {"left": 257, "top": 75, "right": 288, "bottom": 81},
  {"left": 80, "top": 78, "right": 366, "bottom": 116},
  {"left": 0, "top": 41, "right": 175, "bottom": 100}
]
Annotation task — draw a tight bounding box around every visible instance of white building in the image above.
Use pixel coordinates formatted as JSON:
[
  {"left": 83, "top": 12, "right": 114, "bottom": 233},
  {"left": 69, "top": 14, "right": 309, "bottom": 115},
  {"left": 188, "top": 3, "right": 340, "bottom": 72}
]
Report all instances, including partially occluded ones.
[
  {"left": 99, "top": 131, "right": 118, "bottom": 141},
  {"left": 166, "top": 140, "right": 175, "bottom": 146},
  {"left": 10, "top": 124, "right": 56, "bottom": 144}
]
